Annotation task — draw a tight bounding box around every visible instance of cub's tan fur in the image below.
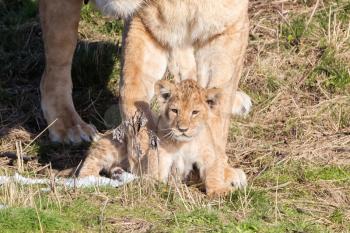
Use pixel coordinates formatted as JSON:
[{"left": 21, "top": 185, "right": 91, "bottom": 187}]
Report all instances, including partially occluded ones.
[
  {"left": 149, "top": 79, "right": 246, "bottom": 196},
  {"left": 54, "top": 132, "right": 128, "bottom": 178},
  {"left": 57, "top": 112, "right": 156, "bottom": 178},
  {"left": 74, "top": 132, "right": 128, "bottom": 178},
  {"left": 63, "top": 79, "right": 246, "bottom": 196},
  {"left": 40, "top": 1, "right": 250, "bottom": 195}
]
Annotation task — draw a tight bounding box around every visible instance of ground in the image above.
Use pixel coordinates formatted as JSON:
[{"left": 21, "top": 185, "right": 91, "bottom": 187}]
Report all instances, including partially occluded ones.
[{"left": 0, "top": 0, "right": 349, "bottom": 232}]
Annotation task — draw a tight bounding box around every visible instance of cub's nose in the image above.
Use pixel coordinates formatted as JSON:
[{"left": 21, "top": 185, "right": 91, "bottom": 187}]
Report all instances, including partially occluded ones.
[{"left": 178, "top": 126, "right": 189, "bottom": 133}]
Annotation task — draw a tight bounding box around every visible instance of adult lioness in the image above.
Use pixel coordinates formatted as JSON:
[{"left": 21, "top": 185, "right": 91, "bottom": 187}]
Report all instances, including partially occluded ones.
[
  {"left": 119, "top": 0, "right": 250, "bottom": 188},
  {"left": 39, "top": 0, "right": 250, "bottom": 143}
]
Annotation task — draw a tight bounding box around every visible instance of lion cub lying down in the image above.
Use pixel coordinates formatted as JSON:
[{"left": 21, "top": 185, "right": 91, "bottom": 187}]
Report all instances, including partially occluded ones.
[
  {"left": 61, "top": 79, "right": 247, "bottom": 196},
  {"left": 56, "top": 111, "right": 157, "bottom": 179}
]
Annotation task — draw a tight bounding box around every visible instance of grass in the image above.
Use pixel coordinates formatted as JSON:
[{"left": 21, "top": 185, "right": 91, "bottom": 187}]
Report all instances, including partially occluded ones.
[{"left": 1, "top": 0, "right": 350, "bottom": 232}]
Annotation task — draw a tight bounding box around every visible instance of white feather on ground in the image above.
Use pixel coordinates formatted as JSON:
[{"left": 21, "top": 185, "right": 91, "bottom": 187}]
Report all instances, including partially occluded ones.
[{"left": 0, "top": 172, "right": 137, "bottom": 188}]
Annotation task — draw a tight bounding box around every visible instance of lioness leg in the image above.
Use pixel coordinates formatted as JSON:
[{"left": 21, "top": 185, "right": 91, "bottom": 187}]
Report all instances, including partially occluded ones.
[
  {"left": 39, "top": 0, "right": 97, "bottom": 143},
  {"left": 120, "top": 16, "right": 168, "bottom": 126},
  {"left": 204, "top": 161, "right": 232, "bottom": 197},
  {"left": 195, "top": 20, "right": 249, "bottom": 189}
]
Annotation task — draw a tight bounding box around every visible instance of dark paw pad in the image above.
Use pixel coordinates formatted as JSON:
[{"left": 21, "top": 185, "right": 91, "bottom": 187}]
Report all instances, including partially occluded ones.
[{"left": 110, "top": 167, "right": 125, "bottom": 181}]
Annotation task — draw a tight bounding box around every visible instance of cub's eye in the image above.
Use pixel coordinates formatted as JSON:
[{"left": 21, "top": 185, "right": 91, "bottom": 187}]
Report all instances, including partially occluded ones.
[
  {"left": 192, "top": 110, "right": 199, "bottom": 115},
  {"left": 171, "top": 108, "right": 178, "bottom": 114}
]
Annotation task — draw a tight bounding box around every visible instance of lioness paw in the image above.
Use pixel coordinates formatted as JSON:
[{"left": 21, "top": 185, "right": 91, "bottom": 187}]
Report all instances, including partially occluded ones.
[
  {"left": 229, "top": 168, "right": 247, "bottom": 189},
  {"left": 232, "top": 91, "right": 252, "bottom": 116},
  {"left": 207, "top": 187, "right": 232, "bottom": 198},
  {"left": 49, "top": 121, "right": 99, "bottom": 144}
]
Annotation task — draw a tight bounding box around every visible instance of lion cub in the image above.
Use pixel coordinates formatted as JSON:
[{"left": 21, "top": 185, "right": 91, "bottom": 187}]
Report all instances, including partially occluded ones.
[
  {"left": 146, "top": 79, "right": 247, "bottom": 196},
  {"left": 75, "top": 79, "right": 247, "bottom": 196},
  {"left": 56, "top": 111, "right": 158, "bottom": 179}
]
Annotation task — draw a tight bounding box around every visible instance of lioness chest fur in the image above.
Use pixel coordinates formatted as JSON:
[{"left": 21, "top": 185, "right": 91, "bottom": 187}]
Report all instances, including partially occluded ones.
[{"left": 139, "top": 0, "right": 248, "bottom": 48}]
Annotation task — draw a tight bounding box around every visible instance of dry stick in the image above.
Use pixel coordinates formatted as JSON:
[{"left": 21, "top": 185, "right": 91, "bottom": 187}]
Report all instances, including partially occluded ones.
[
  {"left": 73, "top": 160, "right": 84, "bottom": 177},
  {"left": 165, "top": 183, "right": 173, "bottom": 208},
  {"left": 182, "top": 181, "right": 194, "bottom": 210},
  {"left": 48, "top": 163, "right": 62, "bottom": 213},
  {"left": 91, "top": 96, "right": 108, "bottom": 127},
  {"left": 274, "top": 173, "right": 280, "bottom": 223},
  {"left": 328, "top": 6, "right": 332, "bottom": 44},
  {"left": 264, "top": 181, "right": 291, "bottom": 191},
  {"left": 34, "top": 200, "right": 44, "bottom": 233},
  {"left": 238, "top": 183, "right": 253, "bottom": 219},
  {"left": 184, "top": 184, "right": 197, "bottom": 207},
  {"left": 23, "top": 119, "right": 58, "bottom": 152},
  {"left": 173, "top": 175, "right": 190, "bottom": 212},
  {"left": 16, "top": 141, "right": 24, "bottom": 173},
  {"left": 305, "top": 0, "right": 320, "bottom": 32},
  {"left": 99, "top": 197, "right": 109, "bottom": 233}
]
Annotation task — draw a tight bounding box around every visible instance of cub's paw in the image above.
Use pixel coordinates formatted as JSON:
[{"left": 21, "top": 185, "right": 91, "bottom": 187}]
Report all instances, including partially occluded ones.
[
  {"left": 110, "top": 167, "right": 126, "bottom": 181},
  {"left": 225, "top": 167, "right": 247, "bottom": 189},
  {"left": 232, "top": 91, "right": 252, "bottom": 117},
  {"left": 207, "top": 186, "right": 232, "bottom": 198}
]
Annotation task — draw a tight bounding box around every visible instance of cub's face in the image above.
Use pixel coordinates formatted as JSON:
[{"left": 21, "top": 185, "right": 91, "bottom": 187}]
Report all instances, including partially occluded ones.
[{"left": 155, "top": 79, "right": 222, "bottom": 142}]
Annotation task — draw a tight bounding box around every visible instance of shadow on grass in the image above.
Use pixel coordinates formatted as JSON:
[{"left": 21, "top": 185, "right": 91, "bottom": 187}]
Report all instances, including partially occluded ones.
[{"left": 0, "top": 0, "right": 123, "bottom": 169}]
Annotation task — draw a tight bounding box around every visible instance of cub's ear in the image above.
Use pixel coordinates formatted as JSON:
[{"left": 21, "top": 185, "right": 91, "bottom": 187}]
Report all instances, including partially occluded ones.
[
  {"left": 206, "top": 88, "right": 223, "bottom": 109},
  {"left": 154, "top": 80, "right": 176, "bottom": 104}
]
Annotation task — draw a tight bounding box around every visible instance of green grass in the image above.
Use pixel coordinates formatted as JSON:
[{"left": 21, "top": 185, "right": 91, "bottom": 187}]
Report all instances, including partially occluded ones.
[
  {"left": 313, "top": 48, "right": 350, "bottom": 91},
  {"left": 305, "top": 166, "right": 350, "bottom": 181},
  {"left": 0, "top": 207, "right": 76, "bottom": 233},
  {"left": 1, "top": 177, "right": 345, "bottom": 233},
  {"left": 0, "top": 168, "right": 349, "bottom": 232}
]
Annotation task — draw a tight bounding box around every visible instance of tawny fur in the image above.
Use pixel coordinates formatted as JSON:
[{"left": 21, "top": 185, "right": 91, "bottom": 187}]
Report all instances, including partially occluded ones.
[
  {"left": 77, "top": 132, "right": 128, "bottom": 177},
  {"left": 55, "top": 132, "right": 128, "bottom": 178},
  {"left": 39, "top": 0, "right": 250, "bottom": 143},
  {"left": 149, "top": 79, "right": 247, "bottom": 196},
  {"left": 56, "top": 112, "right": 157, "bottom": 178},
  {"left": 39, "top": 0, "right": 144, "bottom": 143},
  {"left": 119, "top": 0, "right": 250, "bottom": 189},
  {"left": 60, "top": 79, "right": 247, "bottom": 196}
]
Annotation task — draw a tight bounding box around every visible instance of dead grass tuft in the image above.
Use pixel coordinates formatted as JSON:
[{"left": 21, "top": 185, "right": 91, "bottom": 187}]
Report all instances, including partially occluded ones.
[{"left": 105, "top": 217, "right": 153, "bottom": 233}]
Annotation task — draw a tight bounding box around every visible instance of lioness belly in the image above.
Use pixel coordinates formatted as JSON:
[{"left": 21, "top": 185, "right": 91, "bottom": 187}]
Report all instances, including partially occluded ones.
[{"left": 139, "top": 0, "right": 248, "bottom": 48}]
